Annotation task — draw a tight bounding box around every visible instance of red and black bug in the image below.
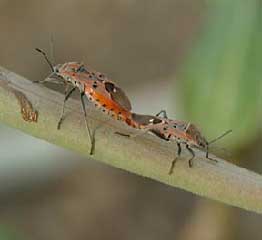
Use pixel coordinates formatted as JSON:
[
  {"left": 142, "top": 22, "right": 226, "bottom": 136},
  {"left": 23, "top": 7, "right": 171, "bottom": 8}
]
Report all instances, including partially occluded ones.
[
  {"left": 153, "top": 110, "right": 231, "bottom": 173},
  {"left": 118, "top": 110, "right": 231, "bottom": 174},
  {"left": 35, "top": 48, "right": 231, "bottom": 169},
  {"left": 36, "top": 48, "right": 133, "bottom": 155}
]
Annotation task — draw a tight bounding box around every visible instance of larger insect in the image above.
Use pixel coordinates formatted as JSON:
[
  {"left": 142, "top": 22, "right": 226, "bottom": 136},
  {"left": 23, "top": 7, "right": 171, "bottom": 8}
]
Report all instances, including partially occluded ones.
[{"left": 36, "top": 48, "right": 133, "bottom": 155}]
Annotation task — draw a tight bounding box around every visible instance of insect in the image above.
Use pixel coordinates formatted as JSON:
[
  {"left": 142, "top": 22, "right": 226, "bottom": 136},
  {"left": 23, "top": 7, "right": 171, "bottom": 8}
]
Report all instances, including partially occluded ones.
[
  {"left": 35, "top": 48, "right": 133, "bottom": 155},
  {"left": 154, "top": 110, "right": 231, "bottom": 173},
  {"left": 118, "top": 110, "right": 232, "bottom": 174}
]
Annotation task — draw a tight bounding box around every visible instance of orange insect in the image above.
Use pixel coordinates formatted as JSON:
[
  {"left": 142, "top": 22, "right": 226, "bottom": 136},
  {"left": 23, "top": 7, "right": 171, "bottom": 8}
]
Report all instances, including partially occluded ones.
[
  {"left": 119, "top": 110, "right": 231, "bottom": 174},
  {"left": 36, "top": 48, "right": 133, "bottom": 155}
]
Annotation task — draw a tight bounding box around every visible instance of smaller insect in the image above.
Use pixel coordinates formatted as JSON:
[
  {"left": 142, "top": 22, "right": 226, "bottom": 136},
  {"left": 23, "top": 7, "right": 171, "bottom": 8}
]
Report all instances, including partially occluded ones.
[
  {"left": 154, "top": 110, "right": 232, "bottom": 173},
  {"left": 118, "top": 110, "right": 232, "bottom": 174},
  {"left": 35, "top": 48, "right": 133, "bottom": 155}
]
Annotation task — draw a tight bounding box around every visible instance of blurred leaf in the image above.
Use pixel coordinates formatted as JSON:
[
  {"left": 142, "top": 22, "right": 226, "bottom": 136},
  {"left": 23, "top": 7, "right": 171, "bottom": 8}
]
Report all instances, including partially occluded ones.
[
  {"left": 0, "top": 225, "right": 22, "bottom": 240},
  {"left": 179, "top": 1, "right": 262, "bottom": 149}
]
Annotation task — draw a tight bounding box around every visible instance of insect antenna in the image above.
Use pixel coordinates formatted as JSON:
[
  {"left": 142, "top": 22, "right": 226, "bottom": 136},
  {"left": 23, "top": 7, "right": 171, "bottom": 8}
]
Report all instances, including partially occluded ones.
[
  {"left": 35, "top": 48, "right": 54, "bottom": 72},
  {"left": 49, "top": 33, "right": 56, "bottom": 66},
  {"left": 208, "top": 129, "right": 232, "bottom": 145},
  {"left": 206, "top": 129, "right": 232, "bottom": 158}
]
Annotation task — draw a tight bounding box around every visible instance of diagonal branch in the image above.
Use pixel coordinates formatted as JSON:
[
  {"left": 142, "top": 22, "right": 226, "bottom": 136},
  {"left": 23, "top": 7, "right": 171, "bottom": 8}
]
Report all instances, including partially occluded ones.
[{"left": 0, "top": 66, "right": 262, "bottom": 214}]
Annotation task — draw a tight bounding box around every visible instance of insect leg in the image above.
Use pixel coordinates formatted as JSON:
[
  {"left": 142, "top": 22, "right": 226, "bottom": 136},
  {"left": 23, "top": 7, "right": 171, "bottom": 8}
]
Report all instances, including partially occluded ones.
[
  {"left": 169, "top": 142, "right": 181, "bottom": 175},
  {"left": 186, "top": 144, "right": 195, "bottom": 168},
  {"left": 57, "top": 86, "right": 76, "bottom": 130},
  {"left": 115, "top": 132, "right": 131, "bottom": 137},
  {"left": 115, "top": 128, "right": 151, "bottom": 138},
  {"left": 155, "top": 110, "right": 168, "bottom": 118},
  {"left": 205, "top": 145, "right": 218, "bottom": 163},
  {"left": 80, "top": 92, "right": 95, "bottom": 155}
]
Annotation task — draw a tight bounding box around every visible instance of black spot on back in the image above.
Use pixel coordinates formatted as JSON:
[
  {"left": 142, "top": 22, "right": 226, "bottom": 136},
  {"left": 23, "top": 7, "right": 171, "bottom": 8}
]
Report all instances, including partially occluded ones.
[{"left": 105, "top": 82, "right": 115, "bottom": 93}]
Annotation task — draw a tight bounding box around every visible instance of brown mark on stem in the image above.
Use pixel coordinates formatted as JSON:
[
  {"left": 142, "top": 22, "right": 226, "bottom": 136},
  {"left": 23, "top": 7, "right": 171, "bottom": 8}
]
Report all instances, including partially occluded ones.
[{"left": 0, "top": 72, "right": 38, "bottom": 122}]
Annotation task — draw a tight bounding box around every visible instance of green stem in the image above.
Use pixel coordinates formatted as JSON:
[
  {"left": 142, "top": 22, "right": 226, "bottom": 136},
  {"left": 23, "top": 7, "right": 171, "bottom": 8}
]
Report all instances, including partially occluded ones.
[{"left": 1, "top": 66, "right": 262, "bottom": 214}]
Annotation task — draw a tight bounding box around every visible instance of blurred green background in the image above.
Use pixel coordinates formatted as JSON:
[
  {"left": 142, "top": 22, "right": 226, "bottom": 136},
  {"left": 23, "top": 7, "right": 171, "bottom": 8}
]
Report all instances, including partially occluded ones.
[{"left": 0, "top": 0, "right": 261, "bottom": 239}]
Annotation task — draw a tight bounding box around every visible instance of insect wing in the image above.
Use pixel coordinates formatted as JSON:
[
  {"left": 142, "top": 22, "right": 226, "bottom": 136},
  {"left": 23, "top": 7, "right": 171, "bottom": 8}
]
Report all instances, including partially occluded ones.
[
  {"left": 104, "top": 81, "right": 132, "bottom": 111},
  {"left": 131, "top": 113, "right": 162, "bottom": 126}
]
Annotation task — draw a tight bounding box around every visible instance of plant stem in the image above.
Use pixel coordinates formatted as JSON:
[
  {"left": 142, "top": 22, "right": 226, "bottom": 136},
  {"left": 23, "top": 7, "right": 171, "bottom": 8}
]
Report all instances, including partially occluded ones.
[{"left": 1, "top": 66, "right": 262, "bottom": 214}]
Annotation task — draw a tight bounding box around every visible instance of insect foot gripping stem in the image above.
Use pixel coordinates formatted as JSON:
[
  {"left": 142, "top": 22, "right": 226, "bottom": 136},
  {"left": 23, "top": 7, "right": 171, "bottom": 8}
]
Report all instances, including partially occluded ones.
[{"left": 168, "top": 143, "right": 181, "bottom": 175}]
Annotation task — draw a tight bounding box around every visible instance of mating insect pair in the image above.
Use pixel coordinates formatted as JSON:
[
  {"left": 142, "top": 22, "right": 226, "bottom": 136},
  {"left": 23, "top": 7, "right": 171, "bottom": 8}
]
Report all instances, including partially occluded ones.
[{"left": 36, "top": 48, "right": 231, "bottom": 173}]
